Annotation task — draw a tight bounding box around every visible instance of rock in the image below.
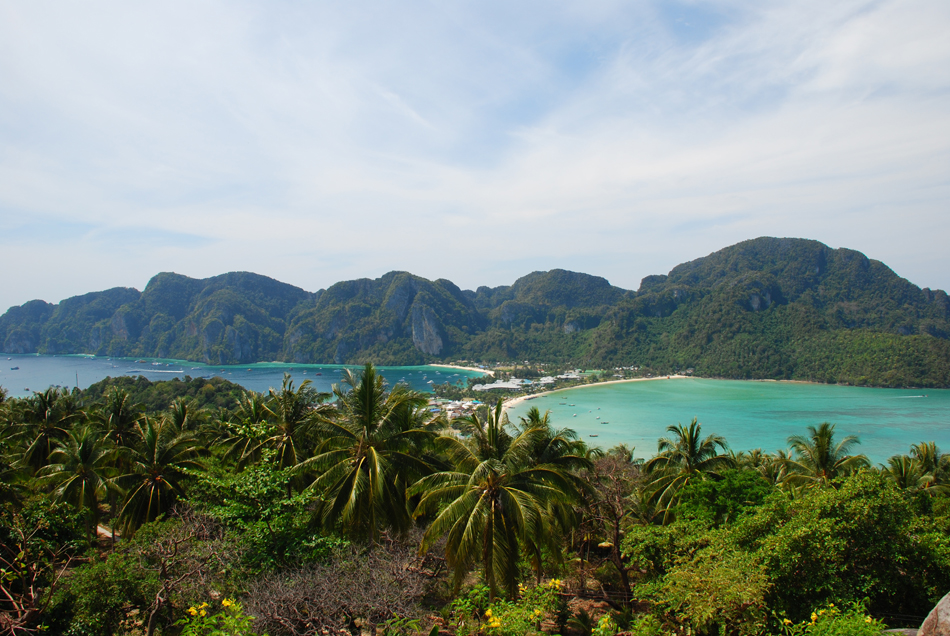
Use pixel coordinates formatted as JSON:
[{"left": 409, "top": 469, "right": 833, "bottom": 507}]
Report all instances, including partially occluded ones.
[
  {"left": 410, "top": 304, "right": 444, "bottom": 355},
  {"left": 918, "top": 591, "right": 950, "bottom": 636}
]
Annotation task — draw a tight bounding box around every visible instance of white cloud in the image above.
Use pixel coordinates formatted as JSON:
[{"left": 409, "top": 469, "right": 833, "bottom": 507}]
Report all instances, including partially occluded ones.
[{"left": 0, "top": 0, "right": 948, "bottom": 308}]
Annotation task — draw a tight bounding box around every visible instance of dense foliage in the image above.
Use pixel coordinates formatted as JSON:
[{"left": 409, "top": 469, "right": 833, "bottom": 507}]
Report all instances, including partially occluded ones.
[
  {"left": 3, "top": 238, "right": 950, "bottom": 386},
  {"left": 2, "top": 369, "right": 950, "bottom": 635}
]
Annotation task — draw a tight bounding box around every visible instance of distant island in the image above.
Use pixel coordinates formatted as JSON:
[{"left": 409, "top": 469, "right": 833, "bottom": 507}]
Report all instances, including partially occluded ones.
[{"left": 2, "top": 237, "right": 949, "bottom": 387}]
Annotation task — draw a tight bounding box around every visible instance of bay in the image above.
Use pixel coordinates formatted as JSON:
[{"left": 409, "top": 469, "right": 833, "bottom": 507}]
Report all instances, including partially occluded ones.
[
  {"left": 0, "top": 354, "right": 485, "bottom": 398},
  {"left": 507, "top": 378, "right": 950, "bottom": 464}
]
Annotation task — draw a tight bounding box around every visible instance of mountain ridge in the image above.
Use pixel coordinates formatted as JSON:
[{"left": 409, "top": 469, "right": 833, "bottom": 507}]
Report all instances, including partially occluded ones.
[{"left": 3, "top": 237, "right": 949, "bottom": 387}]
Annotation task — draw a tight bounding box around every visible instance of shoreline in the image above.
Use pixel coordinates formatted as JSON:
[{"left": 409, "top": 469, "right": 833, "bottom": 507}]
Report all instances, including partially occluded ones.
[
  {"left": 428, "top": 364, "right": 494, "bottom": 377},
  {"left": 503, "top": 374, "right": 691, "bottom": 411},
  {"left": 501, "top": 374, "right": 877, "bottom": 413}
]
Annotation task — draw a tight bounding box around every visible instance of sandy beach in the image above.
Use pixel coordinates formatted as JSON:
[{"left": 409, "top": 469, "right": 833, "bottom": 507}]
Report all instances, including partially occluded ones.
[
  {"left": 503, "top": 374, "right": 690, "bottom": 411},
  {"left": 429, "top": 364, "right": 495, "bottom": 377}
]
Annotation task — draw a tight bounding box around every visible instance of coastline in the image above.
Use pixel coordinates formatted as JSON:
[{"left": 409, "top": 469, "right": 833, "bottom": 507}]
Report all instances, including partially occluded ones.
[
  {"left": 428, "top": 364, "right": 494, "bottom": 377},
  {"left": 503, "top": 374, "right": 690, "bottom": 411}
]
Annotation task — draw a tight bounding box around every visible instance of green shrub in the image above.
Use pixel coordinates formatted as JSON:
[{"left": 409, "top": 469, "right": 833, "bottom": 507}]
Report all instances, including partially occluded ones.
[
  {"left": 176, "top": 598, "right": 266, "bottom": 636},
  {"left": 451, "top": 580, "right": 566, "bottom": 636},
  {"left": 781, "top": 604, "right": 884, "bottom": 636},
  {"left": 47, "top": 552, "right": 156, "bottom": 636}
]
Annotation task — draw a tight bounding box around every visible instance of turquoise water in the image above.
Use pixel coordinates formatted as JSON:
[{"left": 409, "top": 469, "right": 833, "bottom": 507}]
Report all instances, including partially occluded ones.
[
  {"left": 507, "top": 378, "right": 950, "bottom": 464},
  {"left": 5, "top": 357, "right": 947, "bottom": 464},
  {"left": 0, "top": 354, "right": 485, "bottom": 398}
]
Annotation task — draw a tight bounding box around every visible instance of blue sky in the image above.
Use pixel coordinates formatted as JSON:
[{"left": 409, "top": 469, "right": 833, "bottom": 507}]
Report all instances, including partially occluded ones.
[{"left": 1, "top": 0, "right": 949, "bottom": 309}]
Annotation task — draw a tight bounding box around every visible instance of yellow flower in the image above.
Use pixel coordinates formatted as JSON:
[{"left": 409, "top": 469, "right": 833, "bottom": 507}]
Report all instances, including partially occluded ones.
[
  {"left": 485, "top": 608, "right": 492, "bottom": 617},
  {"left": 829, "top": 603, "right": 835, "bottom": 608},
  {"left": 865, "top": 617, "right": 873, "bottom": 624},
  {"left": 199, "top": 602, "right": 209, "bottom": 609},
  {"left": 187, "top": 607, "right": 198, "bottom": 616},
  {"left": 200, "top": 610, "right": 207, "bottom": 617},
  {"left": 810, "top": 613, "right": 817, "bottom": 622},
  {"left": 782, "top": 618, "right": 792, "bottom": 625},
  {"left": 222, "top": 598, "right": 234, "bottom": 608}
]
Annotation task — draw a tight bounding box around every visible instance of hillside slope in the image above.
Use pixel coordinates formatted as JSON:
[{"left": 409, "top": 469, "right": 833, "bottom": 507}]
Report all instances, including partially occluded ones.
[{"left": 2, "top": 238, "right": 948, "bottom": 386}]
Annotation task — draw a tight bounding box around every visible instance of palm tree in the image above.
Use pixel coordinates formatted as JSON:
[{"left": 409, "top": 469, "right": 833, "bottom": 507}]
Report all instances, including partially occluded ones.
[
  {"left": 411, "top": 401, "right": 585, "bottom": 599},
  {"left": 38, "top": 427, "right": 115, "bottom": 540},
  {"left": 297, "top": 363, "right": 438, "bottom": 540},
  {"left": 759, "top": 449, "right": 792, "bottom": 487},
  {"left": 20, "top": 387, "right": 76, "bottom": 471},
  {"left": 910, "top": 442, "right": 950, "bottom": 490},
  {"left": 644, "top": 418, "right": 733, "bottom": 520},
  {"left": 0, "top": 419, "right": 26, "bottom": 507},
  {"left": 784, "top": 422, "right": 869, "bottom": 487},
  {"left": 884, "top": 455, "right": 930, "bottom": 492},
  {"left": 89, "top": 387, "right": 144, "bottom": 450},
  {"left": 214, "top": 390, "right": 274, "bottom": 467},
  {"left": 252, "top": 374, "right": 332, "bottom": 496},
  {"left": 515, "top": 405, "right": 592, "bottom": 546},
  {"left": 116, "top": 417, "right": 204, "bottom": 534},
  {"left": 88, "top": 386, "right": 144, "bottom": 543},
  {"left": 166, "top": 397, "right": 207, "bottom": 433}
]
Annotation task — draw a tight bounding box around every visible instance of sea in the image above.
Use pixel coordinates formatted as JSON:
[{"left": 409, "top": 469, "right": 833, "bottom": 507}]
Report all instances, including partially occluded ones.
[
  {"left": 3, "top": 355, "right": 948, "bottom": 464},
  {"left": 507, "top": 378, "right": 950, "bottom": 464},
  {"left": 0, "top": 354, "right": 485, "bottom": 398}
]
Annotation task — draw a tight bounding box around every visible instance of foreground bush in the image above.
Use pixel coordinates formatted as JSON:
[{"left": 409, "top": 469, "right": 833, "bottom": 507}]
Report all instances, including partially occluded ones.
[
  {"left": 244, "top": 541, "right": 432, "bottom": 636},
  {"left": 624, "top": 472, "right": 950, "bottom": 633}
]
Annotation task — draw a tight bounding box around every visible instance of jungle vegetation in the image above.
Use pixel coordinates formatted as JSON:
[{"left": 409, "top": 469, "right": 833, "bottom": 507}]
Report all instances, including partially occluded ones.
[{"left": 1, "top": 368, "right": 949, "bottom": 636}]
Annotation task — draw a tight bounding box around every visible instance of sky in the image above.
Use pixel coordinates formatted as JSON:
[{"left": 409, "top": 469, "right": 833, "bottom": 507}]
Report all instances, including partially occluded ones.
[{"left": 1, "top": 0, "right": 949, "bottom": 309}]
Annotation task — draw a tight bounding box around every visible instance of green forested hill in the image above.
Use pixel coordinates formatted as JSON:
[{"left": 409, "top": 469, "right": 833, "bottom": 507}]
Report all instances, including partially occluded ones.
[{"left": 2, "top": 238, "right": 949, "bottom": 386}]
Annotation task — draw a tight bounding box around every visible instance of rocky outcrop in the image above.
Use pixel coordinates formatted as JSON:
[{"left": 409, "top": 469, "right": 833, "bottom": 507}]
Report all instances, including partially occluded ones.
[
  {"left": 410, "top": 304, "right": 444, "bottom": 355},
  {"left": 918, "top": 591, "right": 950, "bottom": 636}
]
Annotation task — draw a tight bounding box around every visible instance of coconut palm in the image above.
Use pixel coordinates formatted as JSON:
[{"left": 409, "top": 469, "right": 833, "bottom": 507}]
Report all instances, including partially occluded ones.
[
  {"left": 644, "top": 418, "right": 733, "bottom": 520},
  {"left": 38, "top": 427, "right": 116, "bottom": 540},
  {"left": 256, "top": 375, "right": 332, "bottom": 483},
  {"left": 166, "top": 397, "right": 207, "bottom": 433},
  {"left": 758, "top": 449, "right": 792, "bottom": 487},
  {"left": 910, "top": 442, "right": 950, "bottom": 489},
  {"left": 116, "top": 417, "right": 204, "bottom": 534},
  {"left": 214, "top": 390, "right": 274, "bottom": 467},
  {"left": 884, "top": 455, "right": 930, "bottom": 492},
  {"left": 515, "top": 405, "right": 592, "bottom": 540},
  {"left": 89, "top": 387, "right": 144, "bottom": 450},
  {"left": 297, "top": 363, "right": 438, "bottom": 540},
  {"left": 88, "top": 386, "right": 145, "bottom": 543},
  {"left": 784, "top": 422, "right": 869, "bottom": 487},
  {"left": 411, "top": 400, "right": 585, "bottom": 599},
  {"left": 516, "top": 406, "right": 591, "bottom": 470},
  {"left": 0, "top": 420, "right": 27, "bottom": 507},
  {"left": 20, "top": 387, "right": 77, "bottom": 471}
]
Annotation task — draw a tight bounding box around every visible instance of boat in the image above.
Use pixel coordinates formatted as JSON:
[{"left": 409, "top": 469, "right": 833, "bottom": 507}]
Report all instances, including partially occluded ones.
[
  {"left": 315, "top": 373, "right": 322, "bottom": 376},
  {"left": 10, "top": 366, "right": 18, "bottom": 370},
  {"left": 589, "top": 434, "right": 599, "bottom": 438}
]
